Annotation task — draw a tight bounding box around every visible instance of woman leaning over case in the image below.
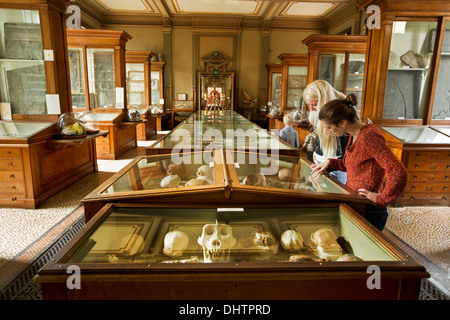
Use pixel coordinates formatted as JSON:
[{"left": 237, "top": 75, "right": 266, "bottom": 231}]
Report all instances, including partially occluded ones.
[{"left": 310, "top": 94, "right": 408, "bottom": 231}]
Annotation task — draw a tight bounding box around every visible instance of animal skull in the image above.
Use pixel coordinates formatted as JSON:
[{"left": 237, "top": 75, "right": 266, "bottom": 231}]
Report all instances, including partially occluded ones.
[
  {"left": 197, "top": 221, "right": 236, "bottom": 263},
  {"left": 196, "top": 165, "right": 214, "bottom": 181},
  {"left": 163, "top": 231, "right": 189, "bottom": 257},
  {"left": 280, "top": 230, "right": 304, "bottom": 251}
]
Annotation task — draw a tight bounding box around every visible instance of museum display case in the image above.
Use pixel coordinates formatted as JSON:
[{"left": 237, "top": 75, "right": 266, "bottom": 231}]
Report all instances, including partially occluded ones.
[
  {"left": 358, "top": 0, "right": 450, "bottom": 126},
  {"left": 171, "top": 100, "right": 194, "bottom": 128},
  {"left": 266, "top": 64, "right": 282, "bottom": 108},
  {"left": 35, "top": 201, "right": 429, "bottom": 300},
  {"left": 94, "top": 112, "right": 138, "bottom": 160},
  {"left": 66, "top": 28, "right": 132, "bottom": 112},
  {"left": 151, "top": 62, "right": 165, "bottom": 110},
  {"left": 381, "top": 125, "right": 450, "bottom": 206},
  {"left": 81, "top": 148, "right": 369, "bottom": 221},
  {"left": 145, "top": 111, "right": 300, "bottom": 157},
  {"left": 0, "top": 119, "right": 104, "bottom": 208},
  {"left": 277, "top": 54, "right": 308, "bottom": 115},
  {"left": 0, "top": 1, "right": 72, "bottom": 119},
  {"left": 125, "top": 50, "right": 156, "bottom": 140},
  {"left": 302, "top": 34, "right": 367, "bottom": 111}
]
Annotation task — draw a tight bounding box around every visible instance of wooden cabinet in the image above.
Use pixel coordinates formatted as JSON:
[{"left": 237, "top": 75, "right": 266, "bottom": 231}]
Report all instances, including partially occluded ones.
[
  {"left": 0, "top": 121, "right": 102, "bottom": 208},
  {"left": 125, "top": 50, "right": 157, "bottom": 140},
  {"left": 277, "top": 54, "right": 308, "bottom": 115},
  {"left": 151, "top": 62, "right": 165, "bottom": 108},
  {"left": 381, "top": 125, "right": 450, "bottom": 206},
  {"left": 0, "top": 0, "right": 72, "bottom": 120},
  {"left": 94, "top": 113, "right": 137, "bottom": 160},
  {"left": 302, "top": 34, "right": 367, "bottom": 111},
  {"left": 358, "top": 0, "right": 450, "bottom": 126},
  {"left": 66, "top": 29, "right": 133, "bottom": 112},
  {"left": 266, "top": 63, "right": 282, "bottom": 108}
]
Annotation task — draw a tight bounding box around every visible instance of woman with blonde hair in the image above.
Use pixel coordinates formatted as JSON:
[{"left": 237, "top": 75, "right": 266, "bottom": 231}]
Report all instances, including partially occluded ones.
[{"left": 302, "top": 80, "right": 348, "bottom": 183}]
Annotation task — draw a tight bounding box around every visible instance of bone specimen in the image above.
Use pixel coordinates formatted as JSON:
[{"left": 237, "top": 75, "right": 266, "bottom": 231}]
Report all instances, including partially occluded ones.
[
  {"left": 166, "top": 163, "right": 188, "bottom": 180},
  {"left": 237, "top": 231, "right": 279, "bottom": 254},
  {"left": 336, "top": 254, "right": 362, "bottom": 262},
  {"left": 160, "top": 174, "right": 181, "bottom": 188},
  {"left": 288, "top": 254, "right": 315, "bottom": 262},
  {"left": 197, "top": 221, "right": 236, "bottom": 263},
  {"left": 163, "top": 231, "right": 189, "bottom": 257},
  {"left": 278, "top": 167, "right": 292, "bottom": 181},
  {"left": 280, "top": 230, "right": 304, "bottom": 251},
  {"left": 242, "top": 173, "right": 266, "bottom": 186},
  {"left": 162, "top": 256, "right": 200, "bottom": 263},
  {"left": 309, "top": 228, "right": 342, "bottom": 260},
  {"left": 185, "top": 178, "right": 210, "bottom": 187},
  {"left": 196, "top": 165, "right": 214, "bottom": 181}
]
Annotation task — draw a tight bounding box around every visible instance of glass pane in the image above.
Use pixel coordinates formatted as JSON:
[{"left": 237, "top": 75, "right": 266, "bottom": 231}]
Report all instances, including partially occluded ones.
[
  {"left": 65, "top": 206, "right": 397, "bottom": 264},
  {"left": 286, "top": 66, "right": 307, "bottom": 113},
  {"left": 126, "top": 62, "right": 145, "bottom": 107},
  {"left": 384, "top": 21, "right": 437, "bottom": 120},
  {"left": 87, "top": 48, "right": 115, "bottom": 109},
  {"left": 271, "top": 72, "right": 282, "bottom": 107},
  {"left": 151, "top": 70, "right": 160, "bottom": 104},
  {"left": 68, "top": 48, "right": 87, "bottom": 110},
  {"left": 432, "top": 21, "right": 450, "bottom": 120},
  {"left": 382, "top": 126, "right": 450, "bottom": 144},
  {"left": 347, "top": 53, "right": 365, "bottom": 111},
  {"left": 0, "top": 121, "right": 53, "bottom": 138},
  {"left": 318, "top": 53, "right": 345, "bottom": 93},
  {"left": 0, "top": 9, "right": 47, "bottom": 115}
]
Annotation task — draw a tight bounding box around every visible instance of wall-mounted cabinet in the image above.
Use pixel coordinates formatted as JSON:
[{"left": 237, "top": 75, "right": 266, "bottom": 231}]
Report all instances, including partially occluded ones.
[
  {"left": 302, "top": 35, "right": 367, "bottom": 111},
  {"left": 278, "top": 54, "right": 308, "bottom": 115},
  {"left": 358, "top": 0, "right": 450, "bottom": 126},
  {"left": 66, "top": 29, "right": 132, "bottom": 113},
  {"left": 0, "top": 1, "right": 72, "bottom": 120}
]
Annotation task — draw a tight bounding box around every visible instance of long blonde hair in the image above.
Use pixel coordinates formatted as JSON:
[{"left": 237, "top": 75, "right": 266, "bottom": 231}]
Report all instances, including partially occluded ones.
[{"left": 303, "top": 80, "right": 346, "bottom": 158}]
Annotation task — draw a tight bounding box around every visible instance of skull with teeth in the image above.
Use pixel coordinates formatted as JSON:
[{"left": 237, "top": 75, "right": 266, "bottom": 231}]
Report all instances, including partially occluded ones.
[{"left": 197, "top": 221, "right": 236, "bottom": 263}]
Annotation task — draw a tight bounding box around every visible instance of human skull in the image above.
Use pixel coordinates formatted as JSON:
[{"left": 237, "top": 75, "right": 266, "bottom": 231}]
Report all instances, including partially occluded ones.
[
  {"left": 197, "top": 221, "right": 236, "bottom": 263},
  {"left": 309, "top": 228, "right": 342, "bottom": 260},
  {"left": 160, "top": 174, "right": 181, "bottom": 188},
  {"left": 196, "top": 165, "right": 213, "bottom": 181},
  {"left": 280, "top": 230, "right": 304, "bottom": 251},
  {"left": 242, "top": 173, "right": 266, "bottom": 186},
  {"left": 163, "top": 231, "right": 189, "bottom": 257}
]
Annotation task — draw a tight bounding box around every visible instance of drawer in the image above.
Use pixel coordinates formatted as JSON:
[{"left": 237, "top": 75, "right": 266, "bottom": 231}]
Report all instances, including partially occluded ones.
[
  {"left": 0, "top": 182, "right": 26, "bottom": 195},
  {"left": 0, "top": 148, "right": 22, "bottom": 159},
  {"left": 0, "top": 197, "right": 26, "bottom": 208},
  {"left": 0, "top": 171, "right": 24, "bottom": 182},
  {"left": 404, "top": 182, "right": 449, "bottom": 193},
  {"left": 407, "top": 151, "right": 450, "bottom": 162},
  {"left": 409, "top": 171, "right": 450, "bottom": 182},
  {"left": 406, "top": 161, "right": 450, "bottom": 171},
  {"left": 0, "top": 159, "right": 23, "bottom": 171}
]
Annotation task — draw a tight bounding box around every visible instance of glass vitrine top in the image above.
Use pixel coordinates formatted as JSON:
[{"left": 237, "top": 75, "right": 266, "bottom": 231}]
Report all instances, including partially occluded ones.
[
  {"left": 382, "top": 126, "right": 450, "bottom": 144},
  {"left": 431, "top": 126, "right": 450, "bottom": 137},
  {"left": 64, "top": 205, "right": 397, "bottom": 264},
  {"left": 0, "top": 121, "right": 53, "bottom": 139},
  {"left": 93, "top": 112, "right": 122, "bottom": 122},
  {"left": 153, "top": 111, "right": 293, "bottom": 150}
]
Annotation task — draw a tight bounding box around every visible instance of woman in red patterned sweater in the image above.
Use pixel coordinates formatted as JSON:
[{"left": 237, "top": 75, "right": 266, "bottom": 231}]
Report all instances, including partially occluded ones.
[{"left": 310, "top": 94, "right": 408, "bottom": 231}]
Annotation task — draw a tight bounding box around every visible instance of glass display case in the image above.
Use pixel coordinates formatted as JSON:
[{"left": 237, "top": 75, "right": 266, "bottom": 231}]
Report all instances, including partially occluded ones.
[
  {"left": 302, "top": 35, "right": 367, "bottom": 112},
  {"left": 277, "top": 54, "right": 308, "bottom": 115},
  {"left": 35, "top": 202, "right": 428, "bottom": 300},
  {"left": 380, "top": 125, "right": 450, "bottom": 206},
  {"left": 151, "top": 62, "right": 165, "bottom": 109},
  {"left": 66, "top": 29, "right": 132, "bottom": 112},
  {"left": 0, "top": 121, "right": 54, "bottom": 139},
  {"left": 0, "top": 2, "right": 72, "bottom": 117},
  {"left": 358, "top": 0, "right": 450, "bottom": 126},
  {"left": 146, "top": 111, "right": 299, "bottom": 156},
  {"left": 81, "top": 149, "right": 369, "bottom": 222},
  {"left": 266, "top": 64, "right": 282, "bottom": 108}
]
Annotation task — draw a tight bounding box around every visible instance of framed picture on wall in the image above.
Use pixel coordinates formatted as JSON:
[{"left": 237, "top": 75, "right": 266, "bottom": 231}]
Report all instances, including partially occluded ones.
[{"left": 177, "top": 93, "right": 187, "bottom": 101}]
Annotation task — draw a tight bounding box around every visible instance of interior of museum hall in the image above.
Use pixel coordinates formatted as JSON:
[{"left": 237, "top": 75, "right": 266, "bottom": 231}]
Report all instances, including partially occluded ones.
[{"left": 0, "top": 0, "right": 449, "bottom": 301}]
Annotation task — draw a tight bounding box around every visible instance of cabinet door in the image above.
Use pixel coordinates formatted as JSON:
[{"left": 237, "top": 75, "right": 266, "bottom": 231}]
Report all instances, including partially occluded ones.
[{"left": 286, "top": 66, "right": 307, "bottom": 113}]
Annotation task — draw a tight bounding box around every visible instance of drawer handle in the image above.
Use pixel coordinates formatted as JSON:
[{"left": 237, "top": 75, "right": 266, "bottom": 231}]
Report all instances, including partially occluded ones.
[
  {"left": 447, "top": 164, "right": 450, "bottom": 169},
  {"left": 10, "top": 174, "right": 15, "bottom": 178},
  {"left": 445, "top": 176, "right": 449, "bottom": 180},
  {"left": 12, "top": 197, "right": 17, "bottom": 201},
  {"left": 413, "top": 175, "right": 418, "bottom": 179},
  {"left": 415, "top": 164, "right": 419, "bottom": 168},
  {"left": 410, "top": 196, "right": 415, "bottom": 200},
  {"left": 8, "top": 162, "right": 13, "bottom": 166},
  {"left": 11, "top": 186, "right": 16, "bottom": 190},
  {"left": 411, "top": 186, "right": 416, "bottom": 190},
  {"left": 428, "top": 177, "right": 434, "bottom": 180},
  {"left": 416, "top": 153, "right": 421, "bottom": 157},
  {"left": 7, "top": 150, "right": 12, "bottom": 154},
  {"left": 430, "top": 165, "right": 436, "bottom": 169},
  {"left": 426, "top": 187, "right": 432, "bottom": 191},
  {"left": 444, "top": 186, "right": 448, "bottom": 190}
]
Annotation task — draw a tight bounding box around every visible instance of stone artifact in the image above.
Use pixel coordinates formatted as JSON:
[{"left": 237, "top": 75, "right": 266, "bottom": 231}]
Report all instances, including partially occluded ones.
[
  {"left": 389, "top": 51, "right": 401, "bottom": 68},
  {"left": 280, "top": 230, "right": 304, "bottom": 251},
  {"left": 197, "top": 221, "right": 236, "bottom": 262},
  {"left": 400, "top": 50, "right": 427, "bottom": 68},
  {"left": 163, "top": 231, "right": 190, "bottom": 257}
]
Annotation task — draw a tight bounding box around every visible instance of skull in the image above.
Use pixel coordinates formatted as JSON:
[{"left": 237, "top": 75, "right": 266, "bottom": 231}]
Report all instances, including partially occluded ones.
[
  {"left": 237, "top": 231, "right": 279, "bottom": 254},
  {"left": 163, "top": 231, "right": 189, "bottom": 257},
  {"left": 197, "top": 221, "right": 236, "bottom": 263},
  {"left": 280, "top": 230, "right": 304, "bottom": 251},
  {"left": 196, "top": 165, "right": 214, "bottom": 180}
]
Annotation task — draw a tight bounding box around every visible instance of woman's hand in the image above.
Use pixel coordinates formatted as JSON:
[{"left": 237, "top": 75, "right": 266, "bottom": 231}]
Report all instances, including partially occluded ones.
[
  {"left": 310, "top": 160, "right": 329, "bottom": 175},
  {"left": 358, "top": 188, "right": 380, "bottom": 204}
]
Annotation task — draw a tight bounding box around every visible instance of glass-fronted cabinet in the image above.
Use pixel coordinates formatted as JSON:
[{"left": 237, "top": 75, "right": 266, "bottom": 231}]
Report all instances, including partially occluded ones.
[
  {"left": 359, "top": 0, "right": 450, "bottom": 126},
  {"left": 66, "top": 29, "right": 132, "bottom": 113},
  {"left": 302, "top": 35, "right": 367, "bottom": 112},
  {"left": 36, "top": 203, "right": 428, "bottom": 300},
  {"left": 151, "top": 62, "right": 165, "bottom": 109},
  {"left": 0, "top": 1, "right": 72, "bottom": 118},
  {"left": 277, "top": 54, "right": 308, "bottom": 115},
  {"left": 266, "top": 63, "right": 282, "bottom": 108},
  {"left": 125, "top": 50, "right": 154, "bottom": 108}
]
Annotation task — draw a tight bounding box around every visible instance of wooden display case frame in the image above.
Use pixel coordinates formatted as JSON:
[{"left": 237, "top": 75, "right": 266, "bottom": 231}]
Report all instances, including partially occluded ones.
[
  {"left": 35, "top": 201, "right": 429, "bottom": 300},
  {"left": 358, "top": 0, "right": 450, "bottom": 126}
]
